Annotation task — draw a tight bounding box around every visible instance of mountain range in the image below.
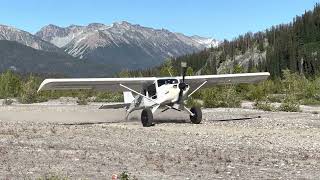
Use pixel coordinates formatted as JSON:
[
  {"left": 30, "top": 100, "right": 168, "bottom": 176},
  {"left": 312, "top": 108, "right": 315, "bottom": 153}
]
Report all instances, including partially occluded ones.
[{"left": 0, "top": 21, "right": 219, "bottom": 77}]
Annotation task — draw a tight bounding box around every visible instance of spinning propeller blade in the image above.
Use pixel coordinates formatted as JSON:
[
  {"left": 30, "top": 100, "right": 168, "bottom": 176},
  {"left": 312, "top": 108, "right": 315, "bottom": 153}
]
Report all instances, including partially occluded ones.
[{"left": 178, "top": 62, "right": 188, "bottom": 104}]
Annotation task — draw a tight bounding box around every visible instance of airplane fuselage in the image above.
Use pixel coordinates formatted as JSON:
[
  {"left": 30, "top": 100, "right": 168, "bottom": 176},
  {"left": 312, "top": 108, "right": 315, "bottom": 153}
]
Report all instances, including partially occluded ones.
[
  {"left": 37, "top": 67, "right": 270, "bottom": 127},
  {"left": 128, "top": 78, "right": 190, "bottom": 112}
]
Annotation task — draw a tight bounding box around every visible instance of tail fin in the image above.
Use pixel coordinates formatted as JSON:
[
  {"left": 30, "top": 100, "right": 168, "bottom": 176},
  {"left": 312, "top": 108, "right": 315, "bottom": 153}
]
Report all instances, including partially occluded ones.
[{"left": 123, "top": 91, "right": 134, "bottom": 103}]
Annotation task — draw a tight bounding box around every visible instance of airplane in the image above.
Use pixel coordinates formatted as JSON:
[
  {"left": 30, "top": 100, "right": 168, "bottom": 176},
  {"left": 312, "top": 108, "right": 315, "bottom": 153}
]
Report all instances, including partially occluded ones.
[{"left": 37, "top": 62, "right": 270, "bottom": 127}]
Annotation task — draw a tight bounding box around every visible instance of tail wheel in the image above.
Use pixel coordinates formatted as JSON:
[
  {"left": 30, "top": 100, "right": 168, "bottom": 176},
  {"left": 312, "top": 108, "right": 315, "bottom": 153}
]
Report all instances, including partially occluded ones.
[
  {"left": 190, "top": 106, "right": 202, "bottom": 124},
  {"left": 141, "top": 108, "right": 154, "bottom": 127}
]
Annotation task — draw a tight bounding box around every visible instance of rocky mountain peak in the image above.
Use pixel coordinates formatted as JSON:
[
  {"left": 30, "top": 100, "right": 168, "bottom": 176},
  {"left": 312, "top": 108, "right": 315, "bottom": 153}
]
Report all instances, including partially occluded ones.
[
  {"left": 0, "top": 24, "right": 61, "bottom": 52},
  {"left": 36, "top": 24, "right": 67, "bottom": 41},
  {"left": 35, "top": 21, "right": 219, "bottom": 66},
  {"left": 0, "top": 22, "right": 220, "bottom": 76}
]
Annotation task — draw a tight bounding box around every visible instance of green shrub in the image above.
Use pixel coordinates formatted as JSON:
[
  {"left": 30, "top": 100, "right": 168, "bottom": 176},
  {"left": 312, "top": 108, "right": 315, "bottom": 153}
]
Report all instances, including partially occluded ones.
[
  {"left": 242, "top": 80, "right": 282, "bottom": 101},
  {"left": 0, "top": 70, "right": 21, "bottom": 98},
  {"left": 300, "top": 78, "right": 320, "bottom": 105},
  {"left": 255, "top": 100, "right": 275, "bottom": 111},
  {"left": 202, "top": 88, "right": 217, "bottom": 108},
  {"left": 279, "top": 102, "right": 300, "bottom": 112},
  {"left": 278, "top": 95, "right": 301, "bottom": 112},
  {"left": 36, "top": 94, "right": 49, "bottom": 103},
  {"left": 301, "top": 98, "right": 320, "bottom": 105},
  {"left": 120, "top": 171, "right": 129, "bottom": 180},
  {"left": 19, "top": 76, "right": 40, "bottom": 104},
  {"left": 119, "top": 171, "right": 137, "bottom": 180},
  {"left": 281, "top": 69, "right": 307, "bottom": 94},
  {"left": 304, "top": 81, "right": 319, "bottom": 99},
  {"left": 244, "top": 84, "right": 266, "bottom": 101},
  {"left": 202, "top": 86, "right": 241, "bottom": 108},
  {"left": 186, "top": 97, "right": 203, "bottom": 107},
  {"left": 267, "top": 94, "right": 286, "bottom": 103}
]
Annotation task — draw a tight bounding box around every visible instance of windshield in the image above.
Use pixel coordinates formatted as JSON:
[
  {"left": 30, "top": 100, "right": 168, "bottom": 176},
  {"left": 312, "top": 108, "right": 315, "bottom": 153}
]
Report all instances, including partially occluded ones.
[{"left": 157, "top": 79, "right": 179, "bottom": 87}]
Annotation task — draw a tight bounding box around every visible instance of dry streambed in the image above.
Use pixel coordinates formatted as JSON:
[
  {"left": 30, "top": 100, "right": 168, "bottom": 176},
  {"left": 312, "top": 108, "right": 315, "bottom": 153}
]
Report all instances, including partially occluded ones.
[{"left": 0, "top": 104, "right": 319, "bottom": 179}]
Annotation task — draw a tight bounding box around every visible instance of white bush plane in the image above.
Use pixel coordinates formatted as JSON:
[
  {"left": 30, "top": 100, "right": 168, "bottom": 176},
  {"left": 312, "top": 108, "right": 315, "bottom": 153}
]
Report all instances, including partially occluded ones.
[{"left": 37, "top": 62, "right": 270, "bottom": 127}]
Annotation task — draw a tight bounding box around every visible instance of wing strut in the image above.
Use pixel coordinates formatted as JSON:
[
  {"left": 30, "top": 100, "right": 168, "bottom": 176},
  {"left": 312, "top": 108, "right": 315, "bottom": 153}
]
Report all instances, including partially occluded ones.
[
  {"left": 119, "top": 84, "right": 159, "bottom": 105},
  {"left": 188, "top": 81, "right": 208, "bottom": 98}
]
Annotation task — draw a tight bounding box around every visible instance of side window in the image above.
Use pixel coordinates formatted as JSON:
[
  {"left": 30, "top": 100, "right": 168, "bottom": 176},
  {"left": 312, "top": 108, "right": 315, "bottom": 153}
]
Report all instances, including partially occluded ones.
[
  {"left": 158, "top": 79, "right": 178, "bottom": 87},
  {"left": 158, "top": 80, "right": 165, "bottom": 87},
  {"left": 147, "top": 83, "right": 157, "bottom": 99}
]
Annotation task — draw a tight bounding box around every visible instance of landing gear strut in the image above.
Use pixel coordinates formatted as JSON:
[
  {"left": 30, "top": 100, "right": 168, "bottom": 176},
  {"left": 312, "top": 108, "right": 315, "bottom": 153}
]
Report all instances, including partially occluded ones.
[
  {"left": 190, "top": 106, "right": 202, "bottom": 124},
  {"left": 141, "top": 108, "right": 154, "bottom": 127}
]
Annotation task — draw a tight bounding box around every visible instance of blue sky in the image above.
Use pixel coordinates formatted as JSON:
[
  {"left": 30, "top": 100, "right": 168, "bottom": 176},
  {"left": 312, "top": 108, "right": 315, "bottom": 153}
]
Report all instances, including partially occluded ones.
[{"left": 0, "top": 0, "right": 318, "bottom": 40}]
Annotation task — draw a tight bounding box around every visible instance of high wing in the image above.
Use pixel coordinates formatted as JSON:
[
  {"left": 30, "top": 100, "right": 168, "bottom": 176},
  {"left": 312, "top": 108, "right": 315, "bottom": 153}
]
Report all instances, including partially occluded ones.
[
  {"left": 185, "top": 72, "right": 270, "bottom": 86},
  {"left": 183, "top": 72, "right": 270, "bottom": 91},
  {"left": 37, "top": 77, "right": 156, "bottom": 92},
  {"left": 37, "top": 72, "right": 270, "bottom": 92}
]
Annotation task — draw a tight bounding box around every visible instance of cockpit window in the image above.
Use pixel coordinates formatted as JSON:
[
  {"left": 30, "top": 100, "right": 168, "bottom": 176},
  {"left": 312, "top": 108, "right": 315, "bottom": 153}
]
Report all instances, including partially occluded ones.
[{"left": 157, "top": 79, "right": 178, "bottom": 87}]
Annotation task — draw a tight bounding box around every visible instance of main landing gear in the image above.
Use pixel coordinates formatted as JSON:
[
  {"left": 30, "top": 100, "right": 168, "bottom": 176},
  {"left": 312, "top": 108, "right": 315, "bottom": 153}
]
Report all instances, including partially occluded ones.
[
  {"left": 141, "top": 108, "right": 154, "bottom": 127},
  {"left": 141, "top": 106, "right": 202, "bottom": 127},
  {"left": 189, "top": 106, "right": 202, "bottom": 124}
]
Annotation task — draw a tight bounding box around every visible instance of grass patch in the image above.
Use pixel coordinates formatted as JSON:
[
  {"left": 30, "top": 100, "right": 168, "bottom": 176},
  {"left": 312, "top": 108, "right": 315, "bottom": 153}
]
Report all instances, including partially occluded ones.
[
  {"left": 37, "top": 174, "right": 68, "bottom": 180},
  {"left": 186, "top": 97, "right": 203, "bottom": 108},
  {"left": 119, "top": 171, "right": 137, "bottom": 180},
  {"left": 255, "top": 101, "right": 276, "bottom": 111},
  {"left": 301, "top": 98, "right": 320, "bottom": 105},
  {"left": 267, "top": 94, "right": 286, "bottom": 103},
  {"left": 19, "top": 76, "right": 39, "bottom": 104},
  {"left": 202, "top": 85, "right": 241, "bottom": 108},
  {"left": 93, "top": 92, "right": 123, "bottom": 102},
  {"left": 278, "top": 95, "right": 301, "bottom": 112}
]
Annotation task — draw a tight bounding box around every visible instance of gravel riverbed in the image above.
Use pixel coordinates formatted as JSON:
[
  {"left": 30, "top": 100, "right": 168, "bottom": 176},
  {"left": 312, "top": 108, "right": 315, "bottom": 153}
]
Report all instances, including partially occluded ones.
[{"left": 0, "top": 103, "right": 319, "bottom": 179}]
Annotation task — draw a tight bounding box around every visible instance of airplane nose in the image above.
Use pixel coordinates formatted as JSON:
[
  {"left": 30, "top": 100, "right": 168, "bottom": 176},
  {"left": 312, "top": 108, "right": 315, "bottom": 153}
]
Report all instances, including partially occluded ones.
[{"left": 178, "top": 82, "right": 188, "bottom": 90}]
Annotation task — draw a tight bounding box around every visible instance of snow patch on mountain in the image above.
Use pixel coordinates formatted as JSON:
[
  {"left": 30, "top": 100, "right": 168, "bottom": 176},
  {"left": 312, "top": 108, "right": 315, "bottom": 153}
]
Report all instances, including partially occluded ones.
[
  {"left": 191, "top": 35, "right": 220, "bottom": 48},
  {"left": 36, "top": 21, "right": 220, "bottom": 59}
]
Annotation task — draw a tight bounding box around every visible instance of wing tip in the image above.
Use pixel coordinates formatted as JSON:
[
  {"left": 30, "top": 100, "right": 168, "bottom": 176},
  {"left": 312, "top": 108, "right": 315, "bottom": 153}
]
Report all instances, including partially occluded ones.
[
  {"left": 37, "top": 80, "right": 45, "bottom": 93},
  {"left": 37, "top": 79, "right": 53, "bottom": 93}
]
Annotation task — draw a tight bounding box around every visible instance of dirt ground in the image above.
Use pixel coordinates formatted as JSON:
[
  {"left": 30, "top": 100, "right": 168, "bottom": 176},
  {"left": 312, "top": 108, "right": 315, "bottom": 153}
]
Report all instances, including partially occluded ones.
[{"left": 0, "top": 100, "right": 320, "bottom": 179}]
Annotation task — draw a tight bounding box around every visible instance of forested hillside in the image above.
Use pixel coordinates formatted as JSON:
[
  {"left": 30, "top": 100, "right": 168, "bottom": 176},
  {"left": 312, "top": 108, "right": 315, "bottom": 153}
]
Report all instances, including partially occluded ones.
[
  {"left": 125, "top": 4, "right": 320, "bottom": 78},
  {"left": 0, "top": 40, "right": 114, "bottom": 77}
]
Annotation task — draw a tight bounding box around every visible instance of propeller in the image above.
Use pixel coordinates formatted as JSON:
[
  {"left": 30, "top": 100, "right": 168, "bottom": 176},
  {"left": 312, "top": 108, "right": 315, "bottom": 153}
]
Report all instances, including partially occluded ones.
[{"left": 178, "top": 62, "right": 188, "bottom": 104}]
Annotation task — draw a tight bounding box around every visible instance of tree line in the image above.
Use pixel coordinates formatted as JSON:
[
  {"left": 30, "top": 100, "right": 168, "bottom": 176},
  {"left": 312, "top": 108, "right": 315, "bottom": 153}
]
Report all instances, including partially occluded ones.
[{"left": 211, "top": 3, "right": 320, "bottom": 77}]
